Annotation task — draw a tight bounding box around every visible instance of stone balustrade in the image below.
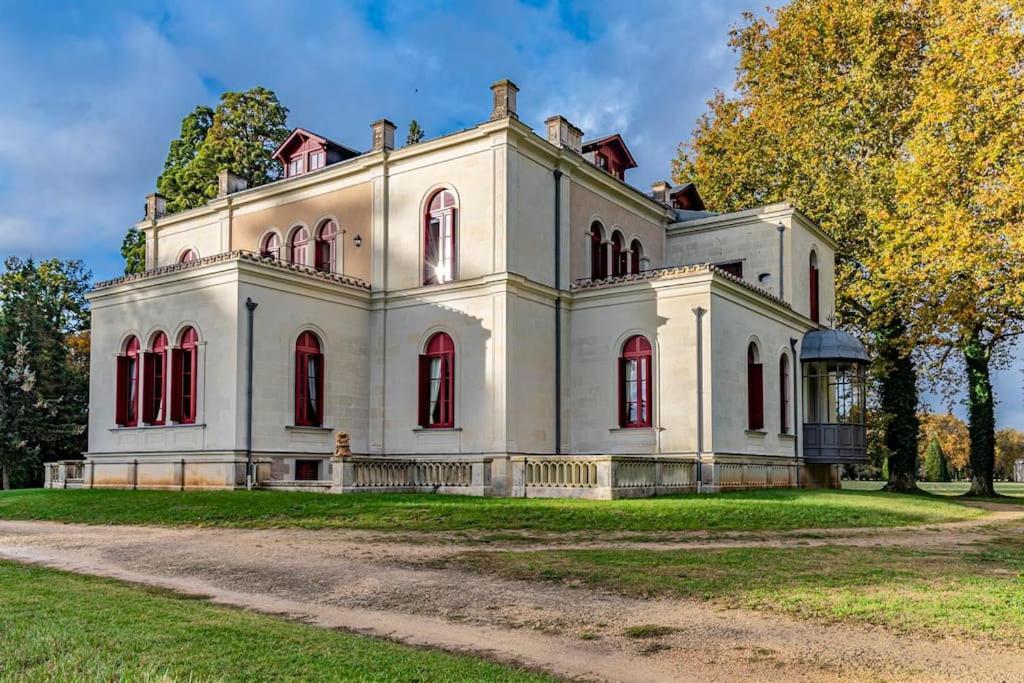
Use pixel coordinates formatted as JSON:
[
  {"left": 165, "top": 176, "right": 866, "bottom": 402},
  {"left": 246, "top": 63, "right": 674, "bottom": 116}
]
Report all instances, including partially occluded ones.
[
  {"left": 43, "top": 460, "right": 85, "bottom": 489},
  {"left": 331, "top": 456, "right": 491, "bottom": 495},
  {"left": 512, "top": 456, "right": 697, "bottom": 499},
  {"left": 713, "top": 462, "right": 795, "bottom": 489}
]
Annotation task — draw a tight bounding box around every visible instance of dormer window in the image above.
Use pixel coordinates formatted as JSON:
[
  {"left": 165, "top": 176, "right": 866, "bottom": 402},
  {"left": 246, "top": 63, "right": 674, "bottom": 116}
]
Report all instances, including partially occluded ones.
[
  {"left": 273, "top": 128, "right": 360, "bottom": 179},
  {"left": 582, "top": 134, "right": 637, "bottom": 182},
  {"left": 309, "top": 150, "right": 325, "bottom": 171},
  {"left": 288, "top": 157, "right": 304, "bottom": 176}
]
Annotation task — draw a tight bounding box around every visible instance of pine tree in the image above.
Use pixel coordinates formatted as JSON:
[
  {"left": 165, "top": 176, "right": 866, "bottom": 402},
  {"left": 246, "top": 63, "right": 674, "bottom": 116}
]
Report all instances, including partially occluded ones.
[
  {"left": 407, "top": 120, "right": 424, "bottom": 145},
  {"left": 924, "top": 435, "right": 950, "bottom": 482}
]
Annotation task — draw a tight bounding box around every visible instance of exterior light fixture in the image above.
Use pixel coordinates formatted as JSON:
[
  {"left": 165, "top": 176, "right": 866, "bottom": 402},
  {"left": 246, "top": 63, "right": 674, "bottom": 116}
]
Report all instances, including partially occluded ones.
[{"left": 353, "top": 234, "right": 363, "bottom": 247}]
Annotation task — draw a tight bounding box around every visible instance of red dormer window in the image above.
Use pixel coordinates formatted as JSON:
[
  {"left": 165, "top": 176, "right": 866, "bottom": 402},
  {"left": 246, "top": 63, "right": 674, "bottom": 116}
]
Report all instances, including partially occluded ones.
[
  {"left": 273, "top": 128, "right": 361, "bottom": 179},
  {"left": 309, "top": 150, "right": 325, "bottom": 171},
  {"left": 288, "top": 157, "right": 304, "bottom": 177},
  {"left": 583, "top": 134, "right": 637, "bottom": 182}
]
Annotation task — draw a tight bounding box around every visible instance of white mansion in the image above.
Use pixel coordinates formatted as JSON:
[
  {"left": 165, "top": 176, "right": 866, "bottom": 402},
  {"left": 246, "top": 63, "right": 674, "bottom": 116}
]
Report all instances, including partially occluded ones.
[{"left": 47, "top": 79, "right": 869, "bottom": 497}]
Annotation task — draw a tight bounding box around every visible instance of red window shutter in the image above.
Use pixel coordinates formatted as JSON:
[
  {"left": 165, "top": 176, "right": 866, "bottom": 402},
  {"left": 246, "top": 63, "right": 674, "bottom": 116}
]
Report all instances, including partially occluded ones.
[
  {"left": 115, "top": 356, "right": 128, "bottom": 426},
  {"left": 810, "top": 266, "right": 820, "bottom": 323},
  {"left": 449, "top": 208, "right": 458, "bottom": 281},
  {"left": 748, "top": 362, "right": 764, "bottom": 430},
  {"left": 170, "top": 348, "right": 183, "bottom": 423},
  {"left": 313, "top": 354, "right": 324, "bottom": 426},
  {"left": 142, "top": 351, "right": 155, "bottom": 423},
  {"left": 643, "top": 356, "right": 653, "bottom": 427},
  {"left": 618, "top": 357, "right": 627, "bottom": 427},
  {"left": 446, "top": 352, "right": 455, "bottom": 426},
  {"left": 295, "top": 349, "right": 306, "bottom": 426},
  {"left": 418, "top": 354, "right": 429, "bottom": 426}
]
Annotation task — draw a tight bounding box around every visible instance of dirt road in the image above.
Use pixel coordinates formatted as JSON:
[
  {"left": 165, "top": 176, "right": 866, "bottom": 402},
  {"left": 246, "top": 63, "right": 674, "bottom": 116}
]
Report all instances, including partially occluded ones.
[{"left": 1, "top": 510, "right": 1021, "bottom": 682}]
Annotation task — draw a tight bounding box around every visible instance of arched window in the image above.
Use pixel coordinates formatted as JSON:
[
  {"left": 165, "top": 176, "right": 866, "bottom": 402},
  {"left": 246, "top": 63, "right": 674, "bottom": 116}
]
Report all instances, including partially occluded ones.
[
  {"left": 143, "top": 332, "right": 168, "bottom": 425},
  {"left": 629, "top": 239, "right": 643, "bottom": 275},
  {"left": 610, "top": 231, "right": 625, "bottom": 277},
  {"left": 314, "top": 220, "right": 337, "bottom": 273},
  {"left": 747, "top": 342, "right": 764, "bottom": 430},
  {"left": 590, "top": 221, "right": 607, "bottom": 280},
  {"left": 115, "top": 336, "right": 141, "bottom": 427},
  {"left": 290, "top": 227, "right": 309, "bottom": 266},
  {"left": 809, "top": 251, "right": 820, "bottom": 324},
  {"left": 295, "top": 331, "right": 324, "bottom": 427},
  {"left": 171, "top": 327, "right": 199, "bottom": 424},
  {"left": 418, "top": 332, "right": 455, "bottom": 428},
  {"left": 178, "top": 249, "right": 197, "bottom": 264},
  {"left": 423, "top": 189, "right": 457, "bottom": 285},
  {"left": 619, "top": 335, "right": 652, "bottom": 428},
  {"left": 260, "top": 232, "right": 281, "bottom": 260},
  {"left": 779, "top": 353, "right": 790, "bottom": 434}
]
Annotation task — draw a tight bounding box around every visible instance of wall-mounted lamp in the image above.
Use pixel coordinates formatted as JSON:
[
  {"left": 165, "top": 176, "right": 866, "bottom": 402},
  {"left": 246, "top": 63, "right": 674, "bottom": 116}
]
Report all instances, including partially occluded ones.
[{"left": 353, "top": 234, "right": 363, "bottom": 248}]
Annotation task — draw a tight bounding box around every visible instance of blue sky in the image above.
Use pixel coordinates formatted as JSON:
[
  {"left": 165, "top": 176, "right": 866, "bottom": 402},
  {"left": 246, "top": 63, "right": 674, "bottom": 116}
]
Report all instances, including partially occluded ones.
[{"left": 0, "top": 0, "right": 1020, "bottom": 428}]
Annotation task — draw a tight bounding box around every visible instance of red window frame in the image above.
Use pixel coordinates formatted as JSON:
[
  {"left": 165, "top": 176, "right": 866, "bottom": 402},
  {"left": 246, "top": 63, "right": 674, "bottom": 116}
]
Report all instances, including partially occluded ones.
[
  {"left": 178, "top": 249, "right": 197, "bottom": 264},
  {"left": 418, "top": 332, "right": 455, "bottom": 428},
  {"left": 171, "top": 327, "right": 199, "bottom": 424},
  {"left": 309, "top": 150, "right": 325, "bottom": 171},
  {"left": 610, "top": 231, "right": 625, "bottom": 277},
  {"left": 747, "top": 343, "right": 764, "bottom": 430},
  {"left": 619, "top": 335, "right": 652, "bottom": 428},
  {"left": 143, "top": 332, "right": 168, "bottom": 425},
  {"left": 809, "top": 257, "right": 820, "bottom": 323},
  {"left": 115, "top": 336, "right": 141, "bottom": 427},
  {"left": 295, "top": 331, "right": 324, "bottom": 427},
  {"left": 260, "top": 232, "right": 281, "bottom": 260},
  {"left": 288, "top": 156, "right": 304, "bottom": 177},
  {"left": 779, "top": 353, "right": 790, "bottom": 434},
  {"left": 590, "top": 223, "right": 607, "bottom": 280},
  {"left": 290, "top": 227, "right": 309, "bottom": 266},
  {"left": 314, "top": 221, "right": 337, "bottom": 273},
  {"left": 423, "top": 190, "right": 457, "bottom": 285}
]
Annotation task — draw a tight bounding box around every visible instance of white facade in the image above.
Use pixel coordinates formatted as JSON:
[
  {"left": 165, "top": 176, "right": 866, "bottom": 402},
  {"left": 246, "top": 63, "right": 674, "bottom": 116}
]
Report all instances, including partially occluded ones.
[{"left": 72, "top": 81, "right": 854, "bottom": 497}]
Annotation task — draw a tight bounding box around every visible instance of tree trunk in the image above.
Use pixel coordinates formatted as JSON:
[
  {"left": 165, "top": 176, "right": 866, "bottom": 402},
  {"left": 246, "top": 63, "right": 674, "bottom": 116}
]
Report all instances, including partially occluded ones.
[
  {"left": 1, "top": 465, "right": 9, "bottom": 491},
  {"left": 963, "top": 331, "right": 997, "bottom": 497},
  {"left": 877, "top": 319, "right": 920, "bottom": 492}
]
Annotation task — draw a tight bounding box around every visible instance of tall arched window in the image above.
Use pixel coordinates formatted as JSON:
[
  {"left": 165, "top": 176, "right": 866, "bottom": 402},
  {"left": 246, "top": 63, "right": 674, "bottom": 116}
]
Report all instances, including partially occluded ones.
[
  {"left": 809, "top": 251, "right": 820, "bottom": 324},
  {"left": 610, "top": 231, "right": 625, "bottom": 277},
  {"left": 619, "top": 335, "right": 652, "bottom": 428},
  {"left": 178, "top": 249, "right": 197, "bottom": 264},
  {"left": 779, "top": 353, "right": 790, "bottom": 434},
  {"left": 290, "top": 227, "right": 309, "bottom": 266},
  {"left": 419, "top": 332, "right": 455, "bottom": 428},
  {"left": 314, "top": 220, "right": 337, "bottom": 273},
  {"left": 747, "top": 342, "right": 764, "bottom": 430},
  {"left": 423, "top": 190, "right": 457, "bottom": 285},
  {"left": 629, "top": 239, "right": 643, "bottom": 275},
  {"left": 171, "top": 327, "right": 199, "bottom": 424},
  {"left": 260, "top": 232, "right": 281, "bottom": 260},
  {"left": 115, "top": 336, "right": 141, "bottom": 427},
  {"left": 143, "top": 332, "right": 168, "bottom": 425},
  {"left": 590, "top": 221, "right": 607, "bottom": 280},
  {"left": 295, "top": 331, "right": 324, "bottom": 427}
]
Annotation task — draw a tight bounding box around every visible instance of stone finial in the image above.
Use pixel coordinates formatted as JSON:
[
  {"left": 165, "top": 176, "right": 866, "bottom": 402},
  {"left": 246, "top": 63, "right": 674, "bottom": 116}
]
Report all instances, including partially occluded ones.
[
  {"left": 371, "top": 119, "right": 396, "bottom": 152},
  {"left": 490, "top": 79, "right": 519, "bottom": 120},
  {"left": 145, "top": 193, "right": 167, "bottom": 220},
  {"left": 651, "top": 180, "right": 672, "bottom": 204},
  {"left": 544, "top": 115, "right": 583, "bottom": 154},
  {"left": 217, "top": 170, "right": 249, "bottom": 197},
  {"left": 334, "top": 431, "right": 352, "bottom": 458}
]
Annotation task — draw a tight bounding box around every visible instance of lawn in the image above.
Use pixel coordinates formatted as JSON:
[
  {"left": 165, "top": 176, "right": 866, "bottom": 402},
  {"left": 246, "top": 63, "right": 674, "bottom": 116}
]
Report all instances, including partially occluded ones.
[
  {"left": 0, "top": 487, "right": 985, "bottom": 533},
  {"left": 0, "top": 560, "right": 552, "bottom": 682},
  {"left": 453, "top": 537, "right": 1024, "bottom": 645},
  {"left": 843, "top": 480, "right": 1024, "bottom": 497}
]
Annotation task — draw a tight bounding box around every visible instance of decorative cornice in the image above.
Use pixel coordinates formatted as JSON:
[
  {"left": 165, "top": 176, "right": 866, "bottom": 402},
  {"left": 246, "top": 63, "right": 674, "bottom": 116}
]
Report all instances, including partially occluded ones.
[{"left": 92, "top": 251, "right": 372, "bottom": 292}]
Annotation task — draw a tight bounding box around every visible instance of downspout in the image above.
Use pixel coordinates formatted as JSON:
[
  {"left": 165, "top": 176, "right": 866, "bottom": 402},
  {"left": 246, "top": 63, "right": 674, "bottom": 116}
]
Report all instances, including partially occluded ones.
[
  {"left": 790, "top": 337, "right": 800, "bottom": 488},
  {"left": 693, "top": 306, "right": 706, "bottom": 492},
  {"left": 553, "top": 169, "right": 563, "bottom": 455},
  {"left": 244, "top": 297, "right": 258, "bottom": 490},
  {"left": 777, "top": 222, "right": 786, "bottom": 299}
]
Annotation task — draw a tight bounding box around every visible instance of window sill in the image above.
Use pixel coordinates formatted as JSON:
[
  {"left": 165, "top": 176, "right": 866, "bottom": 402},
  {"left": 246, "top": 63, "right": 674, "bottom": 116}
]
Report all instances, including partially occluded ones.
[
  {"left": 110, "top": 423, "right": 206, "bottom": 432},
  {"left": 413, "top": 426, "right": 462, "bottom": 433},
  {"left": 285, "top": 425, "right": 333, "bottom": 433},
  {"left": 778, "top": 433, "right": 796, "bottom": 440},
  {"left": 608, "top": 426, "right": 661, "bottom": 433},
  {"left": 745, "top": 429, "right": 768, "bottom": 438}
]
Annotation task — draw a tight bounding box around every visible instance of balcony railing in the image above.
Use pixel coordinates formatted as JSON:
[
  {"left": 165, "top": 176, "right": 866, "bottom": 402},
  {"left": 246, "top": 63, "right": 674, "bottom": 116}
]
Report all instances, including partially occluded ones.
[{"left": 802, "top": 423, "right": 867, "bottom": 464}]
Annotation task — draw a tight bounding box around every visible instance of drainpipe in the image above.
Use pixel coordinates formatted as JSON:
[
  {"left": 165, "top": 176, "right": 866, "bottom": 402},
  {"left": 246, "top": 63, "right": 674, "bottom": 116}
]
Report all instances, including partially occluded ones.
[
  {"left": 790, "top": 337, "right": 800, "bottom": 488},
  {"left": 244, "top": 297, "right": 258, "bottom": 490},
  {"left": 693, "top": 306, "right": 706, "bottom": 492},
  {"left": 553, "top": 169, "right": 563, "bottom": 455},
  {"left": 777, "top": 222, "right": 786, "bottom": 300}
]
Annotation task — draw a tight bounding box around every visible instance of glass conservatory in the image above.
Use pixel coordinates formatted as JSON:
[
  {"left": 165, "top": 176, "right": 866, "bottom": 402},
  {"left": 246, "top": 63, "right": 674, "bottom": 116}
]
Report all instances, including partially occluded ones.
[{"left": 800, "top": 330, "right": 869, "bottom": 464}]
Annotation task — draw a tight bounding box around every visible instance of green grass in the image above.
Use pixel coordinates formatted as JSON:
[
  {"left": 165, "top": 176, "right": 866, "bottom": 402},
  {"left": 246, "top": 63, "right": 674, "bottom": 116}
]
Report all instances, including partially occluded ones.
[
  {"left": 0, "top": 488, "right": 985, "bottom": 533},
  {"left": 842, "top": 480, "right": 1024, "bottom": 496},
  {"left": 0, "top": 560, "right": 553, "bottom": 682},
  {"left": 453, "top": 537, "right": 1024, "bottom": 645}
]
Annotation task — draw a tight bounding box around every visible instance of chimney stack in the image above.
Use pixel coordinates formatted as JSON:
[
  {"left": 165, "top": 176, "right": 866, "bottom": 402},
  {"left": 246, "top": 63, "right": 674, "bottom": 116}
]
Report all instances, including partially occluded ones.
[
  {"left": 371, "top": 119, "right": 396, "bottom": 152},
  {"left": 217, "top": 170, "right": 249, "bottom": 197},
  {"left": 545, "top": 115, "right": 583, "bottom": 154},
  {"left": 651, "top": 180, "right": 672, "bottom": 204},
  {"left": 490, "top": 79, "right": 519, "bottom": 120},
  {"left": 145, "top": 193, "right": 167, "bottom": 220}
]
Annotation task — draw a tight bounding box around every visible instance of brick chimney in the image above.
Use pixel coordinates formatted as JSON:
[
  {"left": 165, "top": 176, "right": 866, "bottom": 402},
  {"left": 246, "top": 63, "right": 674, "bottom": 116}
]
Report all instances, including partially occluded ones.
[
  {"left": 371, "top": 119, "right": 396, "bottom": 152},
  {"left": 651, "top": 180, "right": 672, "bottom": 204},
  {"left": 145, "top": 192, "right": 167, "bottom": 220},
  {"left": 545, "top": 115, "right": 583, "bottom": 154},
  {"left": 217, "top": 170, "right": 249, "bottom": 197},
  {"left": 490, "top": 79, "right": 519, "bottom": 120}
]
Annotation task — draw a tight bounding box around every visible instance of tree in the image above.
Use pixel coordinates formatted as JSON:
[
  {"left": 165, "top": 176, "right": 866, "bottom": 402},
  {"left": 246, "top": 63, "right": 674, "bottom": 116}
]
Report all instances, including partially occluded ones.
[
  {"left": 676, "top": 0, "right": 929, "bottom": 490},
  {"left": 0, "top": 336, "right": 56, "bottom": 489},
  {"left": 121, "top": 227, "right": 146, "bottom": 275},
  {"left": 877, "top": 0, "right": 1024, "bottom": 496},
  {"left": 995, "top": 428, "right": 1024, "bottom": 481},
  {"left": 0, "top": 257, "right": 91, "bottom": 487},
  {"left": 155, "top": 105, "right": 214, "bottom": 215},
  {"left": 919, "top": 412, "right": 969, "bottom": 475},
  {"left": 923, "top": 435, "right": 950, "bottom": 482},
  {"left": 407, "top": 120, "right": 424, "bottom": 145}
]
